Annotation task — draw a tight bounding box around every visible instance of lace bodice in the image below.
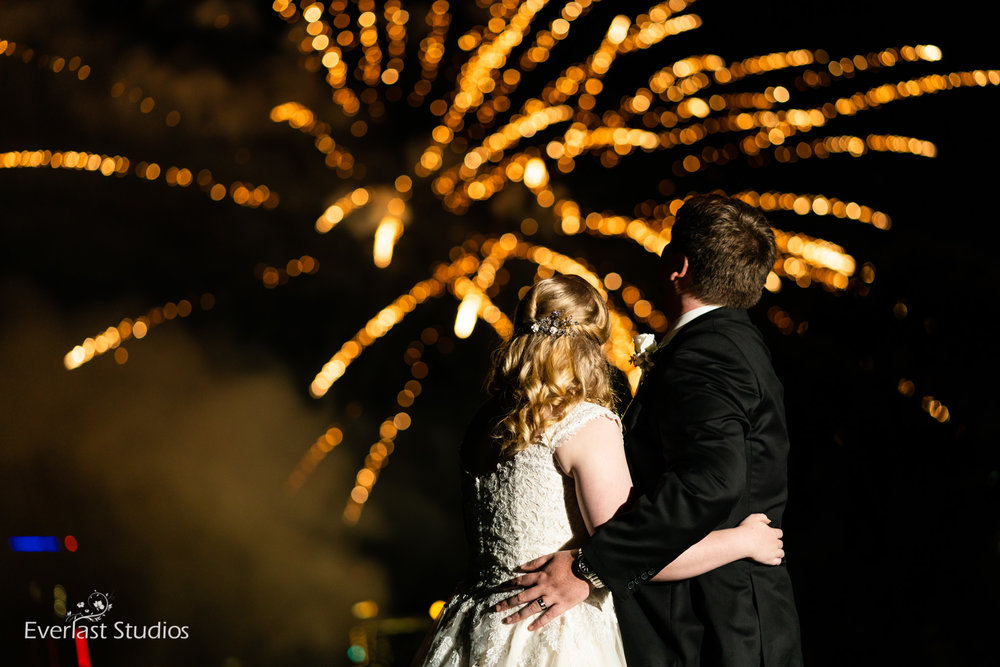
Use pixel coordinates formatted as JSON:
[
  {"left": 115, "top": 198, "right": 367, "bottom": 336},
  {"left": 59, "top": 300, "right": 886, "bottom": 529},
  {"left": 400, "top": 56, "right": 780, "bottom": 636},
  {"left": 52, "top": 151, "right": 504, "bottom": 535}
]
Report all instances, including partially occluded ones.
[
  {"left": 464, "top": 401, "right": 621, "bottom": 588},
  {"left": 420, "top": 401, "right": 626, "bottom": 667}
]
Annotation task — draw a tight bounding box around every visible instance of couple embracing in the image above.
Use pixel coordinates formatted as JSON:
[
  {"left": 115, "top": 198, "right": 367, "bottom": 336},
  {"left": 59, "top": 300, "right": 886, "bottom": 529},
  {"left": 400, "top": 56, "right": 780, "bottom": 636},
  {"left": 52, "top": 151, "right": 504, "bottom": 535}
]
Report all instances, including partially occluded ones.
[{"left": 417, "top": 195, "right": 803, "bottom": 666}]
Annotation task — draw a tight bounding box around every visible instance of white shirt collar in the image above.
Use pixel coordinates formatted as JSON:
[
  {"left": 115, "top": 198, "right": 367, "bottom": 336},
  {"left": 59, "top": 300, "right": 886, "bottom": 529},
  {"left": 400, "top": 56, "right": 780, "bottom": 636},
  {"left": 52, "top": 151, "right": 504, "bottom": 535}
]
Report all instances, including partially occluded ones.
[{"left": 660, "top": 304, "right": 721, "bottom": 347}]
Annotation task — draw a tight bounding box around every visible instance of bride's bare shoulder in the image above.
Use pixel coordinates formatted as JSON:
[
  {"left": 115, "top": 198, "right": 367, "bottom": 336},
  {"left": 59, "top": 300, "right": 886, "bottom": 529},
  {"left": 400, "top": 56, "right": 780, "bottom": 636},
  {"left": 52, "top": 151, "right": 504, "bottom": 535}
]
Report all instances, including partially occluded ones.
[{"left": 552, "top": 404, "right": 624, "bottom": 473}]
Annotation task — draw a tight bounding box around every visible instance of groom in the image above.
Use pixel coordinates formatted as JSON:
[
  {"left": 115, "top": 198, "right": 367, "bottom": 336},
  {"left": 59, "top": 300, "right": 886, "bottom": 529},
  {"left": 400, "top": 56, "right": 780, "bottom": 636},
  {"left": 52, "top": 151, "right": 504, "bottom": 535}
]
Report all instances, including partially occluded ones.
[{"left": 496, "top": 194, "right": 803, "bottom": 666}]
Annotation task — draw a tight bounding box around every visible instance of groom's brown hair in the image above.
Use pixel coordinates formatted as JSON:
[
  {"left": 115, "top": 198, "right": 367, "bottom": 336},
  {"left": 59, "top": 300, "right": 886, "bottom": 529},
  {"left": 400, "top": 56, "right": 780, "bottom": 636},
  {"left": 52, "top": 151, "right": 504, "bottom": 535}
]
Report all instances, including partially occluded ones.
[{"left": 668, "top": 194, "right": 776, "bottom": 309}]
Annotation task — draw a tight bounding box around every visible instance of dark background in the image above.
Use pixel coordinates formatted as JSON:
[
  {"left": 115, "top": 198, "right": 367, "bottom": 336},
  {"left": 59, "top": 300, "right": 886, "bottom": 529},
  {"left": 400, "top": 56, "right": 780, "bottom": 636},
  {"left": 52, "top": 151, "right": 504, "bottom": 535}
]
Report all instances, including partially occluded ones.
[{"left": 2, "top": 1, "right": 997, "bottom": 665}]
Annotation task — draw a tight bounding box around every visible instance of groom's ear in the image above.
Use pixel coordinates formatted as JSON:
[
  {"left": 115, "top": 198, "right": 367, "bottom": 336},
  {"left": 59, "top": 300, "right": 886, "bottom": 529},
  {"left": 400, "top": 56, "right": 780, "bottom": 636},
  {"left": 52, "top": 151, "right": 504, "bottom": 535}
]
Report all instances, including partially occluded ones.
[
  {"left": 674, "top": 256, "right": 690, "bottom": 281},
  {"left": 660, "top": 248, "right": 689, "bottom": 283}
]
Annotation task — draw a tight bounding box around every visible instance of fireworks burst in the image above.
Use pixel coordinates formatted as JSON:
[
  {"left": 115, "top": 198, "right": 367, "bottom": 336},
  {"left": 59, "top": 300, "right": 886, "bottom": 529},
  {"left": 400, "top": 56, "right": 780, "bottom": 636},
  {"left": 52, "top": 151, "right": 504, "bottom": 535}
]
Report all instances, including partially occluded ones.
[{"left": 1, "top": 0, "right": 995, "bottom": 527}]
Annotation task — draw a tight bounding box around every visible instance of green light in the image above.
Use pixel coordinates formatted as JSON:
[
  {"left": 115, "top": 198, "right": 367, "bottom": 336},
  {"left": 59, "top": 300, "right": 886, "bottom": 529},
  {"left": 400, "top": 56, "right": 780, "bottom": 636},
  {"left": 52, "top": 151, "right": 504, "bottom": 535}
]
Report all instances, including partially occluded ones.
[{"left": 347, "top": 644, "right": 366, "bottom": 663}]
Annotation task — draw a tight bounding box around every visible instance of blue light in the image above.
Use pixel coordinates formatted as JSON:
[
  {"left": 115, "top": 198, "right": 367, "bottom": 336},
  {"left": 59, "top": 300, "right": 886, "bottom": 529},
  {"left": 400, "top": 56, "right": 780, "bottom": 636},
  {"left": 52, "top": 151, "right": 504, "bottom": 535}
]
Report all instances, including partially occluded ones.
[
  {"left": 8, "top": 536, "right": 62, "bottom": 552},
  {"left": 347, "top": 644, "right": 367, "bottom": 663}
]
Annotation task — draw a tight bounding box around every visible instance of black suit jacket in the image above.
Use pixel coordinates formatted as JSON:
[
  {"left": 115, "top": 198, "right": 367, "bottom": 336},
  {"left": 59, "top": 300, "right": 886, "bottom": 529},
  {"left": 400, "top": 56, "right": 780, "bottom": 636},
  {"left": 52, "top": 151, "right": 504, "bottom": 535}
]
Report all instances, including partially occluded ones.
[{"left": 585, "top": 308, "right": 802, "bottom": 667}]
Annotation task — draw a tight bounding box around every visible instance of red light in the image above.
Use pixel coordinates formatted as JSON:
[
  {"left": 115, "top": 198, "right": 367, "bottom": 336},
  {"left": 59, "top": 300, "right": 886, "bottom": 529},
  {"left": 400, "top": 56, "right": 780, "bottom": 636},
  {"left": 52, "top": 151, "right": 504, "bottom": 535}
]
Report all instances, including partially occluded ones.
[
  {"left": 64, "top": 535, "right": 78, "bottom": 552},
  {"left": 74, "top": 628, "right": 91, "bottom": 667}
]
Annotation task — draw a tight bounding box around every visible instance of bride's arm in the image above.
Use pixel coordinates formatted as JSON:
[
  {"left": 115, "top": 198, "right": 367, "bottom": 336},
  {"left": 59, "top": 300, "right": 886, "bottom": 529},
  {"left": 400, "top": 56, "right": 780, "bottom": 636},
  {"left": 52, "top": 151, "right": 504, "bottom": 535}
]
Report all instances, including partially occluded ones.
[
  {"left": 556, "top": 419, "right": 783, "bottom": 581},
  {"left": 553, "top": 416, "right": 633, "bottom": 534},
  {"left": 649, "top": 514, "right": 783, "bottom": 581}
]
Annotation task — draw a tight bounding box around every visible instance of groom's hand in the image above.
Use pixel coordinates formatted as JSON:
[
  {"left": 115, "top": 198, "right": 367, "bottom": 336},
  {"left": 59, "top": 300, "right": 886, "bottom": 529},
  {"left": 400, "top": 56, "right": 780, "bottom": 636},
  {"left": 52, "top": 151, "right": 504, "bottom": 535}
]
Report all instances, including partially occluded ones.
[{"left": 494, "top": 549, "right": 590, "bottom": 631}]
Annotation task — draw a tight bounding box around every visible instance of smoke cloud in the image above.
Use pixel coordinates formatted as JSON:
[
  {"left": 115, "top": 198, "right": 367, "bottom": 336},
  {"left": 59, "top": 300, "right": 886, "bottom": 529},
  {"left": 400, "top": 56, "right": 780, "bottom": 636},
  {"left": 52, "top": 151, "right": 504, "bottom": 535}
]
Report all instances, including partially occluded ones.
[{"left": 0, "top": 280, "right": 388, "bottom": 663}]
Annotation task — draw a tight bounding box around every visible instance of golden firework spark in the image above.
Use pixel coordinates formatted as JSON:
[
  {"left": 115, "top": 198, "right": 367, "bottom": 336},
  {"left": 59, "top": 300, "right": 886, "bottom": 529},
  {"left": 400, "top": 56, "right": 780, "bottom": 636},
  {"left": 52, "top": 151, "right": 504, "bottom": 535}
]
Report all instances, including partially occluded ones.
[
  {"left": 0, "top": 149, "right": 279, "bottom": 209},
  {"left": 262, "top": 1, "right": 993, "bottom": 520},
  {"left": 3, "top": 2, "right": 993, "bottom": 525}
]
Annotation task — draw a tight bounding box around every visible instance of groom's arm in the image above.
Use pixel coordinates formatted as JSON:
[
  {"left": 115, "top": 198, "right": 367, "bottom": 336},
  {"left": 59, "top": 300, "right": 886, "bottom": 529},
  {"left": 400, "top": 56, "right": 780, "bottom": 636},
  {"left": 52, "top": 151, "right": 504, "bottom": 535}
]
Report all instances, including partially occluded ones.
[{"left": 583, "top": 333, "right": 754, "bottom": 599}]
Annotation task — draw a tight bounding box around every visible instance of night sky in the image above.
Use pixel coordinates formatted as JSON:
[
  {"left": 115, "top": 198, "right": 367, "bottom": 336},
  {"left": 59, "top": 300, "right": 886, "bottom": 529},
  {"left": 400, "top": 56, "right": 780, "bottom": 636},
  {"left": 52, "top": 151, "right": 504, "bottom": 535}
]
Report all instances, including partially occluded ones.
[{"left": 2, "top": 1, "right": 998, "bottom": 665}]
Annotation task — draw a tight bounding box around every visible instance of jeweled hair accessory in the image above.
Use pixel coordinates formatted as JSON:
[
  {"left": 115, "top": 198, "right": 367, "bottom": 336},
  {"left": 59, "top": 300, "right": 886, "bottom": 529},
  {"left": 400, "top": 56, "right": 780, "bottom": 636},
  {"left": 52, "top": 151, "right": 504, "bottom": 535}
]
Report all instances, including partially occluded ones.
[{"left": 522, "top": 310, "right": 578, "bottom": 337}]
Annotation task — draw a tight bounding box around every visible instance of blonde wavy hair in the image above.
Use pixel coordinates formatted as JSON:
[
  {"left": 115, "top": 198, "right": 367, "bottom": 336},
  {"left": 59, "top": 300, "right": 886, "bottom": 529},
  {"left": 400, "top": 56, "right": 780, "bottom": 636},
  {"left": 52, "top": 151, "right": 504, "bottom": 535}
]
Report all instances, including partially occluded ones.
[{"left": 487, "top": 275, "right": 616, "bottom": 454}]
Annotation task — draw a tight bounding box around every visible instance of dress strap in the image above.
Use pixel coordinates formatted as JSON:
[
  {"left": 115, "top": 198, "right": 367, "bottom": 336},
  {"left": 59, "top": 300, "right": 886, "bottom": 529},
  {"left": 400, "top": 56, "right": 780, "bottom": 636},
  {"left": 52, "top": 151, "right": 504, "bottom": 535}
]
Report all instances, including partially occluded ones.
[{"left": 543, "top": 402, "right": 621, "bottom": 449}]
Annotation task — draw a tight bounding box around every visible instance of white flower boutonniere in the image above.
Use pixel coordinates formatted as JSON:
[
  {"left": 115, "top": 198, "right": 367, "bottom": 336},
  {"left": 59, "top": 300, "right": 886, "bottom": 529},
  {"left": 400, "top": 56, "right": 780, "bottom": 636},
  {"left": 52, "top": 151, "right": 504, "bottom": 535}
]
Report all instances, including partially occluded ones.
[{"left": 630, "top": 333, "right": 658, "bottom": 371}]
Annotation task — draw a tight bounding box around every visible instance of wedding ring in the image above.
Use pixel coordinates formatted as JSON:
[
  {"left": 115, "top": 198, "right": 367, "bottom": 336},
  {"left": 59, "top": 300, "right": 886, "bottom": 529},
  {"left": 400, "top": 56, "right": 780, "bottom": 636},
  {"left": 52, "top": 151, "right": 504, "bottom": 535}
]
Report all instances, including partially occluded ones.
[{"left": 536, "top": 597, "right": 547, "bottom": 610}]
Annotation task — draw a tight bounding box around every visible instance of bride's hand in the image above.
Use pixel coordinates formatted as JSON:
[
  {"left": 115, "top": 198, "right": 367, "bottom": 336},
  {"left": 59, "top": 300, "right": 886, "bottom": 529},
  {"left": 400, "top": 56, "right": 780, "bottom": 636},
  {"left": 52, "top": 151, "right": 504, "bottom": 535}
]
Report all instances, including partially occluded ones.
[
  {"left": 493, "top": 550, "right": 591, "bottom": 631},
  {"left": 738, "top": 513, "right": 784, "bottom": 566}
]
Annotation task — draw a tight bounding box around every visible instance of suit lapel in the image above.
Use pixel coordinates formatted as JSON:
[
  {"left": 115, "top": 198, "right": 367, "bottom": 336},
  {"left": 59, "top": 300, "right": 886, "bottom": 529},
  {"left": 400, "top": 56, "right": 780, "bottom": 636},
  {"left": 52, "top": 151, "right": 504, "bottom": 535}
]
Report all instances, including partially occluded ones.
[{"left": 620, "top": 340, "right": 674, "bottom": 451}]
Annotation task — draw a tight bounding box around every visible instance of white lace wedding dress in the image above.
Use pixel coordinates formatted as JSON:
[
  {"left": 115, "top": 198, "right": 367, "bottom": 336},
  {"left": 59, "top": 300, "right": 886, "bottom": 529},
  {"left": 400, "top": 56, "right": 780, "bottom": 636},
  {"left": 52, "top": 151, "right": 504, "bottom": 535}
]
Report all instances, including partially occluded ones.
[{"left": 420, "top": 401, "right": 627, "bottom": 666}]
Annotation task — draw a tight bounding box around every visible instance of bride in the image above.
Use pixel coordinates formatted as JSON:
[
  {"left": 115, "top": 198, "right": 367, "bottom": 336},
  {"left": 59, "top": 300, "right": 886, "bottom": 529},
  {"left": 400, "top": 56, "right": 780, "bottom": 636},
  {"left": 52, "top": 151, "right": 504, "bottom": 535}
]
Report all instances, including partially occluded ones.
[{"left": 417, "top": 275, "right": 783, "bottom": 666}]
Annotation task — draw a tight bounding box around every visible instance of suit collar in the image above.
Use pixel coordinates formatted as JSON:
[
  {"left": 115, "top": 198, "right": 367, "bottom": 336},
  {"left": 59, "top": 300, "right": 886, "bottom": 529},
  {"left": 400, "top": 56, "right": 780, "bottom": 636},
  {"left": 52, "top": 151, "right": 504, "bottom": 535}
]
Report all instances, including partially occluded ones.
[
  {"left": 660, "top": 305, "right": 721, "bottom": 347},
  {"left": 660, "top": 307, "right": 748, "bottom": 349}
]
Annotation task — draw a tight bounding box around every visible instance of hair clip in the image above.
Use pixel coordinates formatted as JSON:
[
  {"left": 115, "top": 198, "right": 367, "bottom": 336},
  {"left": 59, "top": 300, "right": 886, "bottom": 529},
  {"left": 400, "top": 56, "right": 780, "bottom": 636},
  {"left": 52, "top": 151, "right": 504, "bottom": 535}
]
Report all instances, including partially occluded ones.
[{"left": 522, "top": 310, "right": 578, "bottom": 337}]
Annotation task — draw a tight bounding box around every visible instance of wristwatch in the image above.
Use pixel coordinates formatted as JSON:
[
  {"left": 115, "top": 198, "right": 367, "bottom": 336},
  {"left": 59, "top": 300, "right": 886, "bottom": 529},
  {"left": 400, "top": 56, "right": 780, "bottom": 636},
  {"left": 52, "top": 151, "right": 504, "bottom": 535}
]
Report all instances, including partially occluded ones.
[{"left": 573, "top": 549, "right": 606, "bottom": 589}]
